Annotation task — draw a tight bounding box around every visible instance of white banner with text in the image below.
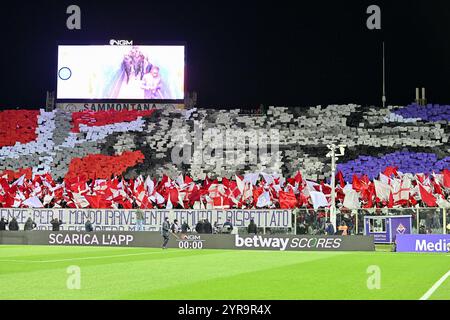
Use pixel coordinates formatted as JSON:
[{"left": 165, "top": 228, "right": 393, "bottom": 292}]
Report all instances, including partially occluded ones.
[{"left": 0, "top": 208, "right": 292, "bottom": 231}]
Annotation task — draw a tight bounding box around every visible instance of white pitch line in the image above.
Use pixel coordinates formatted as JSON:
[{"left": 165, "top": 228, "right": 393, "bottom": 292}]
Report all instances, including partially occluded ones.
[
  {"left": 419, "top": 270, "right": 450, "bottom": 300},
  {"left": 0, "top": 251, "right": 175, "bottom": 263}
]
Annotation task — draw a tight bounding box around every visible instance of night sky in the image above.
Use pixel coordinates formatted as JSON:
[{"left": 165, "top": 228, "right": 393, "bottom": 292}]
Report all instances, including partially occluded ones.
[{"left": 1, "top": 0, "right": 450, "bottom": 108}]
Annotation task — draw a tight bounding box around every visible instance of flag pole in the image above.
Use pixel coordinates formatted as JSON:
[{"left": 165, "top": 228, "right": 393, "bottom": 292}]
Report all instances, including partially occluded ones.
[
  {"left": 327, "top": 144, "right": 346, "bottom": 232},
  {"left": 294, "top": 210, "right": 297, "bottom": 235},
  {"left": 382, "top": 41, "right": 386, "bottom": 108},
  {"left": 330, "top": 147, "right": 337, "bottom": 230},
  {"left": 443, "top": 208, "right": 447, "bottom": 235}
]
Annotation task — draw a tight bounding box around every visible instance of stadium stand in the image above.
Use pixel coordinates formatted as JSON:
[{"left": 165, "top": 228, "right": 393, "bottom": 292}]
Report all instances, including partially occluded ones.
[{"left": 0, "top": 104, "right": 448, "bottom": 209}]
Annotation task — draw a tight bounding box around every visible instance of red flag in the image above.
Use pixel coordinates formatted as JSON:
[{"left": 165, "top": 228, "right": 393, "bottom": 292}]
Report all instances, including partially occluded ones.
[
  {"left": 0, "top": 178, "right": 10, "bottom": 192},
  {"left": 228, "top": 181, "right": 241, "bottom": 199},
  {"left": 297, "top": 193, "right": 308, "bottom": 207},
  {"left": 66, "top": 201, "right": 76, "bottom": 208},
  {"left": 3, "top": 192, "right": 15, "bottom": 207},
  {"left": 84, "top": 194, "right": 112, "bottom": 209},
  {"left": 352, "top": 175, "right": 362, "bottom": 191},
  {"left": 388, "top": 191, "right": 394, "bottom": 208},
  {"left": 213, "top": 196, "right": 231, "bottom": 209},
  {"left": 336, "top": 171, "right": 345, "bottom": 188},
  {"left": 294, "top": 171, "right": 303, "bottom": 185},
  {"left": 134, "top": 183, "right": 145, "bottom": 196},
  {"left": 383, "top": 166, "right": 398, "bottom": 177},
  {"left": 139, "top": 195, "right": 153, "bottom": 209},
  {"left": 203, "top": 177, "right": 213, "bottom": 189},
  {"left": 320, "top": 182, "right": 332, "bottom": 195},
  {"left": 188, "top": 187, "right": 202, "bottom": 204},
  {"left": 409, "top": 196, "right": 418, "bottom": 206},
  {"left": 279, "top": 190, "right": 297, "bottom": 209},
  {"left": 364, "top": 195, "right": 373, "bottom": 208},
  {"left": 335, "top": 188, "right": 345, "bottom": 202},
  {"left": 252, "top": 187, "right": 264, "bottom": 207},
  {"left": 432, "top": 179, "right": 444, "bottom": 196},
  {"left": 43, "top": 173, "right": 54, "bottom": 185},
  {"left": 419, "top": 184, "right": 437, "bottom": 207},
  {"left": 119, "top": 199, "right": 133, "bottom": 209},
  {"left": 32, "top": 175, "right": 42, "bottom": 185},
  {"left": 360, "top": 175, "right": 370, "bottom": 186},
  {"left": 416, "top": 174, "right": 425, "bottom": 184},
  {"left": 84, "top": 194, "right": 101, "bottom": 208},
  {"left": 443, "top": 169, "right": 450, "bottom": 188},
  {"left": 168, "top": 188, "right": 179, "bottom": 204},
  {"left": 222, "top": 177, "right": 231, "bottom": 188},
  {"left": 184, "top": 175, "right": 194, "bottom": 185},
  {"left": 286, "top": 178, "right": 296, "bottom": 186}
]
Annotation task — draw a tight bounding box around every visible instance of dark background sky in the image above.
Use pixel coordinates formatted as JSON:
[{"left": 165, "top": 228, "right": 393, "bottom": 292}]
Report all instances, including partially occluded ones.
[{"left": 1, "top": 0, "right": 450, "bottom": 108}]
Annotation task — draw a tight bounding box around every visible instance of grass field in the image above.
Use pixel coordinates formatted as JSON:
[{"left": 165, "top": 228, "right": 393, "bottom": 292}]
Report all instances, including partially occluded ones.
[{"left": 0, "top": 245, "right": 448, "bottom": 300}]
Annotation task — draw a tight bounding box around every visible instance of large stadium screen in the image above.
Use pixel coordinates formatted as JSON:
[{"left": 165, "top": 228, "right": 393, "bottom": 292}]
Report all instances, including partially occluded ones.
[{"left": 57, "top": 45, "right": 185, "bottom": 100}]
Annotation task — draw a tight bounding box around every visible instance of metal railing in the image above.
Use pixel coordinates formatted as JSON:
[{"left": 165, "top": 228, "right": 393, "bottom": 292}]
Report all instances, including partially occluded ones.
[{"left": 291, "top": 208, "right": 448, "bottom": 236}]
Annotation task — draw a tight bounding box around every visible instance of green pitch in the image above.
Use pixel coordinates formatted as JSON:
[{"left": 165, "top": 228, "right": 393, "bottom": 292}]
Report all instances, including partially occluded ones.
[{"left": 0, "top": 245, "right": 448, "bottom": 300}]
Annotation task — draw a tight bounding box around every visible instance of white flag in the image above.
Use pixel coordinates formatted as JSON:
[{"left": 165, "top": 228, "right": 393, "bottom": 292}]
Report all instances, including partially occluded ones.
[
  {"left": 12, "top": 174, "right": 26, "bottom": 187},
  {"left": 343, "top": 189, "right": 360, "bottom": 209},
  {"left": 166, "top": 198, "right": 173, "bottom": 210},
  {"left": 43, "top": 194, "right": 54, "bottom": 206},
  {"left": 437, "top": 197, "right": 450, "bottom": 209},
  {"left": 236, "top": 175, "right": 245, "bottom": 194},
  {"left": 244, "top": 173, "right": 260, "bottom": 186},
  {"left": 23, "top": 196, "right": 44, "bottom": 208},
  {"left": 374, "top": 179, "right": 390, "bottom": 201},
  {"left": 256, "top": 191, "right": 271, "bottom": 208},
  {"left": 309, "top": 191, "right": 329, "bottom": 210},
  {"left": 72, "top": 193, "right": 90, "bottom": 208},
  {"left": 261, "top": 172, "right": 274, "bottom": 185}
]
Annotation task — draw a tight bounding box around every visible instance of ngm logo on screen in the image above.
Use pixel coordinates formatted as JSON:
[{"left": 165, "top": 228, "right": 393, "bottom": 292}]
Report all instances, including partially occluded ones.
[{"left": 109, "top": 39, "right": 133, "bottom": 46}]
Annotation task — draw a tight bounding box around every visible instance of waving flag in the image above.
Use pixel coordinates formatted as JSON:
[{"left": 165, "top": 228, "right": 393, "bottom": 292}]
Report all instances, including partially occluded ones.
[
  {"left": 443, "top": 169, "right": 450, "bottom": 188},
  {"left": 419, "top": 184, "right": 437, "bottom": 207},
  {"left": 23, "top": 196, "right": 44, "bottom": 208},
  {"left": 343, "top": 189, "right": 360, "bottom": 209},
  {"left": 279, "top": 190, "right": 297, "bottom": 209},
  {"left": 309, "top": 191, "right": 329, "bottom": 210}
]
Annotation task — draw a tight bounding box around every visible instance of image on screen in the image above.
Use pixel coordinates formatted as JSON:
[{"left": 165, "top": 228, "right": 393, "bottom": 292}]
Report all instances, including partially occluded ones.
[{"left": 57, "top": 45, "right": 185, "bottom": 100}]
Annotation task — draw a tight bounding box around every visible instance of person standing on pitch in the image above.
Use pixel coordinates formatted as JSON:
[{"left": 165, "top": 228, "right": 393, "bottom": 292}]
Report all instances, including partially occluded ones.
[{"left": 162, "top": 217, "right": 171, "bottom": 249}]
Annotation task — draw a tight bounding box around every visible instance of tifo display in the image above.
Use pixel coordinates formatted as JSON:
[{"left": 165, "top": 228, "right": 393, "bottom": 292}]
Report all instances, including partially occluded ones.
[
  {"left": 0, "top": 170, "right": 447, "bottom": 210},
  {"left": 0, "top": 104, "right": 448, "bottom": 210}
]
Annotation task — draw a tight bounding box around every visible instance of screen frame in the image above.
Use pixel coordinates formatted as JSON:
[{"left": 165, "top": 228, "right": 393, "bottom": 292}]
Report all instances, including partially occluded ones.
[{"left": 55, "top": 41, "right": 187, "bottom": 104}]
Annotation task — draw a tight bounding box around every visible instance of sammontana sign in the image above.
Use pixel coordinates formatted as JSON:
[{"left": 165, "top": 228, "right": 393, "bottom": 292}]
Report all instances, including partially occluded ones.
[{"left": 55, "top": 102, "right": 184, "bottom": 112}]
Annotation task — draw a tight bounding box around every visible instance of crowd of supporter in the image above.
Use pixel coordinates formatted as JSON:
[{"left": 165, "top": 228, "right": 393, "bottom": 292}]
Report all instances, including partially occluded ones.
[{"left": 0, "top": 167, "right": 448, "bottom": 210}]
